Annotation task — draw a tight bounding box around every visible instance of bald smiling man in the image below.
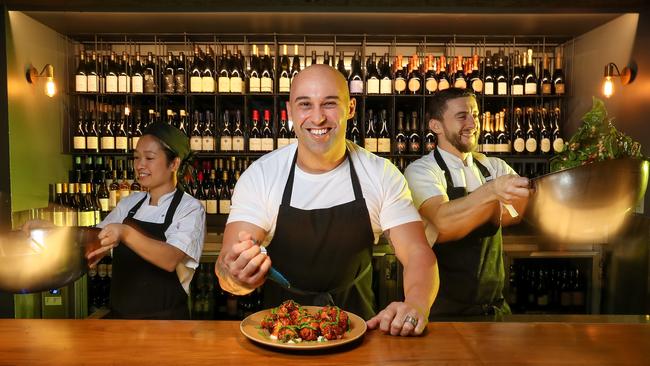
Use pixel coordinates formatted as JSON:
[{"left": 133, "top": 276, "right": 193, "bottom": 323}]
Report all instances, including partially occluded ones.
[{"left": 216, "top": 65, "right": 438, "bottom": 336}]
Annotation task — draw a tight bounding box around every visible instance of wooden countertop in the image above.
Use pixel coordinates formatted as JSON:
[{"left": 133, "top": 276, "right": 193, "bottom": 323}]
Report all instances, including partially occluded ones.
[{"left": 1, "top": 319, "right": 649, "bottom": 365}]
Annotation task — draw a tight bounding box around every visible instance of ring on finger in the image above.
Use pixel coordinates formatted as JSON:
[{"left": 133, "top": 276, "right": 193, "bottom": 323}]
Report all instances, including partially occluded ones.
[{"left": 404, "top": 315, "right": 418, "bottom": 328}]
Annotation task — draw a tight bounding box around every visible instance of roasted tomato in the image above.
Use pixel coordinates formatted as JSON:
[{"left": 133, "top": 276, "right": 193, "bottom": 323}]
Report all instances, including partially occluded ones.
[{"left": 277, "top": 326, "right": 299, "bottom": 343}]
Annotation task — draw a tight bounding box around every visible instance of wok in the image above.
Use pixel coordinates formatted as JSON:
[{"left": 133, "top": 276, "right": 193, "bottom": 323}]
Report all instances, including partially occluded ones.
[
  {"left": 525, "top": 158, "right": 649, "bottom": 245},
  {"left": 0, "top": 226, "right": 101, "bottom": 293}
]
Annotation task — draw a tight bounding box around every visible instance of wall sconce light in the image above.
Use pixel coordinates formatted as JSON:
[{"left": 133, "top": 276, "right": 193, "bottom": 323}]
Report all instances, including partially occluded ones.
[
  {"left": 26, "top": 63, "right": 56, "bottom": 97},
  {"left": 602, "top": 62, "right": 637, "bottom": 98}
]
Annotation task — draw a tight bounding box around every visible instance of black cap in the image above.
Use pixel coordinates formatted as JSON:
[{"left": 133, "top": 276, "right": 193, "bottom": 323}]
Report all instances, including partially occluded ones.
[{"left": 142, "top": 123, "right": 190, "bottom": 162}]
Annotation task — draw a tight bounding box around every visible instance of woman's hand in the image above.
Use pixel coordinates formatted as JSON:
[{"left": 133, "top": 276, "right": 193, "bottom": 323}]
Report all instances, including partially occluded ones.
[{"left": 86, "top": 224, "right": 127, "bottom": 267}]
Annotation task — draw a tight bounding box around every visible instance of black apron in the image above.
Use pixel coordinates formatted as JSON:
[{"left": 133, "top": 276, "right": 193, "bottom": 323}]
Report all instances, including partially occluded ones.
[
  {"left": 110, "top": 188, "right": 190, "bottom": 320},
  {"left": 263, "top": 149, "right": 376, "bottom": 320},
  {"left": 430, "top": 148, "right": 510, "bottom": 317}
]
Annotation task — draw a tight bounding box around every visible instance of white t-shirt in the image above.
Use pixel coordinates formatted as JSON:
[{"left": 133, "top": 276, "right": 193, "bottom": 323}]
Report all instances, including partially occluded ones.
[
  {"left": 404, "top": 148, "right": 515, "bottom": 245},
  {"left": 228, "top": 141, "right": 421, "bottom": 245},
  {"left": 97, "top": 189, "right": 206, "bottom": 293}
]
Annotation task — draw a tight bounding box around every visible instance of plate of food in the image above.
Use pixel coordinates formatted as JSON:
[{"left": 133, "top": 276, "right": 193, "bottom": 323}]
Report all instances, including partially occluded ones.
[{"left": 240, "top": 300, "right": 367, "bottom": 350}]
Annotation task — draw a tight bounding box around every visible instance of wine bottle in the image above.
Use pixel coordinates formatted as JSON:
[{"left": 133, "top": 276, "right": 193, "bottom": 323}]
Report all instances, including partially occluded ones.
[
  {"left": 539, "top": 54, "right": 552, "bottom": 96},
  {"left": 115, "top": 106, "right": 129, "bottom": 153},
  {"left": 163, "top": 52, "right": 175, "bottom": 94},
  {"left": 552, "top": 107, "right": 565, "bottom": 153},
  {"left": 424, "top": 55, "right": 438, "bottom": 95},
  {"left": 377, "top": 109, "right": 391, "bottom": 154},
  {"left": 453, "top": 56, "right": 467, "bottom": 89},
  {"left": 408, "top": 111, "right": 421, "bottom": 154},
  {"left": 524, "top": 49, "right": 538, "bottom": 95},
  {"left": 394, "top": 111, "right": 407, "bottom": 154},
  {"left": 108, "top": 170, "right": 119, "bottom": 210},
  {"left": 101, "top": 105, "right": 115, "bottom": 151},
  {"left": 86, "top": 107, "right": 99, "bottom": 153},
  {"left": 118, "top": 169, "right": 130, "bottom": 201},
  {"left": 131, "top": 109, "right": 143, "bottom": 150},
  {"left": 407, "top": 54, "right": 422, "bottom": 94},
  {"left": 260, "top": 45, "right": 274, "bottom": 93},
  {"left": 495, "top": 112, "right": 510, "bottom": 154},
  {"left": 106, "top": 52, "right": 119, "bottom": 93},
  {"left": 366, "top": 53, "right": 380, "bottom": 95},
  {"left": 437, "top": 55, "right": 450, "bottom": 91},
  {"left": 279, "top": 44, "right": 291, "bottom": 93},
  {"left": 277, "top": 110, "right": 290, "bottom": 149},
  {"left": 512, "top": 107, "right": 525, "bottom": 154},
  {"left": 470, "top": 53, "right": 483, "bottom": 94},
  {"left": 347, "top": 112, "right": 362, "bottom": 146},
  {"left": 131, "top": 52, "right": 144, "bottom": 94},
  {"left": 116, "top": 51, "right": 130, "bottom": 93},
  {"left": 483, "top": 51, "right": 494, "bottom": 95},
  {"left": 77, "top": 183, "right": 94, "bottom": 227},
  {"left": 349, "top": 51, "right": 364, "bottom": 95},
  {"left": 525, "top": 107, "right": 538, "bottom": 154},
  {"left": 393, "top": 55, "right": 407, "bottom": 94},
  {"left": 337, "top": 51, "right": 348, "bottom": 79},
  {"left": 482, "top": 112, "right": 495, "bottom": 154},
  {"left": 363, "top": 110, "right": 377, "bottom": 152},
  {"left": 511, "top": 51, "right": 524, "bottom": 96},
  {"left": 249, "top": 109, "right": 262, "bottom": 152},
  {"left": 99, "top": 55, "right": 107, "bottom": 94},
  {"left": 202, "top": 47, "right": 216, "bottom": 93},
  {"left": 249, "top": 44, "right": 261, "bottom": 93},
  {"left": 178, "top": 109, "right": 188, "bottom": 136},
  {"left": 310, "top": 50, "right": 318, "bottom": 66},
  {"left": 202, "top": 110, "right": 215, "bottom": 152},
  {"left": 175, "top": 52, "right": 186, "bottom": 93},
  {"left": 73, "top": 110, "right": 86, "bottom": 151},
  {"left": 218, "top": 171, "right": 232, "bottom": 215},
  {"left": 539, "top": 107, "right": 552, "bottom": 154},
  {"left": 144, "top": 52, "right": 157, "bottom": 93},
  {"left": 379, "top": 53, "right": 392, "bottom": 95},
  {"left": 87, "top": 51, "right": 99, "bottom": 93},
  {"left": 190, "top": 110, "right": 203, "bottom": 152},
  {"left": 553, "top": 51, "right": 565, "bottom": 95},
  {"left": 220, "top": 110, "right": 232, "bottom": 152},
  {"left": 190, "top": 46, "right": 203, "bottom": 93},
  {"left": 424, "top": 127, "right": 437, "bottom": 153},
  {"left": 323, "top": 50, "right": 331, "bottom": 66},
  {"left": 289, "top": 118, "right": 298, "bottom": 145},
  {"left": 261, "top": 109, "right": 274, "bottom": 152},
  {"left": 291, "top": 45, "right": 302, "bottom": 84},
  {"left": 206, "top": 170, "right": 218, "bottom": 215},
  {"left": 218, "top": 49, "right": 231, "bottom": 93},
  {"left": 232, "top": 110, "right": 245, "bottom": 152},
  {"left": 496, "top": 54, "right": 508, "bottom": 96},
  {"left": 75, "top": 52, "right": 88, "bottom": 92}
]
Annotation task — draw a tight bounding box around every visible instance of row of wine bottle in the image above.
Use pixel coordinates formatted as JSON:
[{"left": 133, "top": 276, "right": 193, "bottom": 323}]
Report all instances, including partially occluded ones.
[{"left": 74, "top": 45, "right": 565, "bottom": 96}]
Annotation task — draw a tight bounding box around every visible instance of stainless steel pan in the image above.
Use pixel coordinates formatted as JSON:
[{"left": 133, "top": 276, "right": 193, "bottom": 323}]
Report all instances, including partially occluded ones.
[
  {"left": 524, "top": 158, "right": 649, "bottom": 245},
  {"left": 0, "top": 226, "right": 100, "bottom": 293}
]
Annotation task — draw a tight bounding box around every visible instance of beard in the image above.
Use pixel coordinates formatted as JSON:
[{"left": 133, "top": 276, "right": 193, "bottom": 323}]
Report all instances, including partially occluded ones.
[{"left": 443, "top": 127, "right": 477, "bottom": 153}]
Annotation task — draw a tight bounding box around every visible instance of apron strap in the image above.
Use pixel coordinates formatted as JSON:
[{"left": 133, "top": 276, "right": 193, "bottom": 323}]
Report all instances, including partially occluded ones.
[{"left": 434, "top": 148, "right": 494, "bottom": 188}]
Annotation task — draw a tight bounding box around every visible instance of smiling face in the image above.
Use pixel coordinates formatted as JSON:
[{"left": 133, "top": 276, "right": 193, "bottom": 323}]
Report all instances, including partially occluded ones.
[
  {"left": 133, "top": 135, "right": 179, "bottom": 193},
  {"left": 430, "top": 96, "right": 480, "bottom": 157},
  {"left": 287, "top": 64, "right": 355, "bottom": 168}
]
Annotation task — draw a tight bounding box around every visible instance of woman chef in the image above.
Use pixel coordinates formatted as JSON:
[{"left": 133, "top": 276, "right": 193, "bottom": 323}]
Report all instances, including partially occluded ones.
[{"left": 88, "top": 122, "right": 206, "bottom": 319}]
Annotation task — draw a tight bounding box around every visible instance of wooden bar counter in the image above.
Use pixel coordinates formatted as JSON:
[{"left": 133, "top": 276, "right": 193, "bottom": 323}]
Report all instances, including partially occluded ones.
[{"left": 0, "top": 318, "right": 648, "bottom": 365}]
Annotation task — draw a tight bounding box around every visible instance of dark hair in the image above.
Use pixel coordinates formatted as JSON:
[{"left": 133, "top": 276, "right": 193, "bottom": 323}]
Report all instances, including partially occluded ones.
[{"left": 426, "top": 88, "right": 476, "bottom": 122}]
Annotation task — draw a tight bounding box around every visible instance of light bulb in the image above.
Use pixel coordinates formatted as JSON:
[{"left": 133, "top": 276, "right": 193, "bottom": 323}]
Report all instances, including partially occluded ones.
[
  {"left": 45, "top": 78, "right": 56, "bottom": 97},
  {"left": 602, "top": 76, "right": 613, "bottom": 98}
]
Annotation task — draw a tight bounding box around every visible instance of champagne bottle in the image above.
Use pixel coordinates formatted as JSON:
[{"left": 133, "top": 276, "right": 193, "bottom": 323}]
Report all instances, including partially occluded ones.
[
  {"left": 366, "top": 53, "right": 380, "bottom": 95},
  {"left": 337, "top": 51, "right": 348, "bottom": 79},
  {"left": 424, "top": 55, "right": 438, "bottom": 95},
  {"left": 218, "top": 171, "right": 232, "bottom": 215},
  {"left": 115, "top": 106, "right": 129, "bottom": 153},
  {"left": 218, "top": 49, "right": 231, "bottom": 93},
  {"left": 206, "top": 170, "right": 218, "bottom": 215},
  {"left": 511, "top": 51, "right": 524, "bottom": 96},
  {"left": 202, "top": 47, "right": 216, "bottom": 93},
  {"left": 394, "top": 111, "right": 407, "bottom": 154},
  {"left": 144, "top": 52, "right": 157, "bottom": 93},
  {"left": 277, "top": 110, "right": 290, "bottom": 149},
  {"left": 424, "top": 127, "right": 437, "bottom": 153},
  {"left": 190, "top": 110, "right": 203, "bottom": 151},
  {"left": 190, "top": 46, "right": 203, "bottom": 93},
  {"left": 231, "top": 48, "right": 245, "bottom": 94},
  {"left": 525, "top": 107, "right": 538, "bottom": 154},
  {"left": 291, "top": 45, "right": 302, "bottom": 84},
  {"left": 377, "top": 109, "right": 391, "bottom": 154},
  {"left": 175, "top": 52, "right": 186, "bottom": 93},
  {"left": 408, "top": 111, "right": 421, "bottom": 154},
  {"left": 483, "top": 51, "right": 494, "bottom": 95},
  {"left": 131, "top": 52, "right": 144, "bottom": 94},
  {"left": 393, "top": 55, "right": 407, "bottom": 94},
  {"left": 202, "top": 110, "right": 215, "bottom": 152},
  {"left": 232, "top": 110, "right": 245, "bottom": 151},
  {"left": 163, "top": 52, "right": 176, "bottom": 94},
  {"left": 512, "top": 107, "right": 525, "bottom": 154},
  {"left": 470, "top": 53, "right": 483, "bottom": 94},
  {"left": 453, "top": 56, "right": 467, "bottom": 89},
  {"left": 347, "top": 112, "right": 362, "bottom": 146},
  {"left": 437, "top": 55, "right": 450, "bottom": 91},
  {"left": 407, "top": 54, "right": 422, "bottom": 94},
  {"left": 117, "top": 51, "right": 130, "bottom": 93},
  {"left": 278, "top": 44, "right": 291, "bottom": 93},
  {"left": 524, "top": 49, "right": 538, "bottom": 95},
  {"left": 553, "top": 51, "right": 565, "bottom": 95},
  {"left": 348, "top": 51, "right": 364, "bottom": 95},
  {"left": 260, "top": 45, "right": 273, "bottom": 93},
  {"left": 379, "top": 53, "right": 392, "bottom": 94},
  {"left": 539, "top": 107, "right": 552, "bottom": 154},
  {"left": 75, "top": 52, "right": 88, "bottom": 93},
  {"left": 552, "top": 107, "right": 565, "bottom": 153},
  {"left": 101, "top": 105, "right": 115, "bottom": 151},
  {"left": 73, "top": 110, "right": 86, "bottom": 151},
  {"left": 364, "top": 109, "right": 378, "bottom": 153},
  {"left": 220, "top": 110, "right": 233, "bottom": 152},
  {"left": 496, "top": 54, "right": 508, "bottom": 96},
  {"left": 249, "top": 44, "right": 261, "bottom": 93}
]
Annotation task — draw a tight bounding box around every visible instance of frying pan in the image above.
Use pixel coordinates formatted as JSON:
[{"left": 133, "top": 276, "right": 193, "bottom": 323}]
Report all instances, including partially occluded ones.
[
  {"left": 525, "top": 158, "right": 649, "bottom": 245},
  {"left": 0, "top": 226, "right": 101, "bottom": 293}
]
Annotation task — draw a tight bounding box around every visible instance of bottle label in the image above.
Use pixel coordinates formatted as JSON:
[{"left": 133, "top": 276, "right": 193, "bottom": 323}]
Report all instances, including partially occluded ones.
[
  {"left": 482, "top": 143, "right": 495, "bottom": 153},
  {"left": 65, "top": 211, "right": 77, "bottom": 226},
  {"left": 395, "top": 140, "right": 407, "bottom": 153},
  {"left": 425, "top": 78, "right": 438, "bottom": 93},
  {"left": 119, "top": 75, "right": 130, "bottom": 93},
  {"left": 230, "top": 77, "right": 243, "bottom": 93},
  {"left": 219, "top": 200, "right": 231, "bottom": 214},
  {"left": 220, "top": 136, "right": 232, "bottom": 151},
  {"left": 497, "top": 82, "right": 507, "bottom": 95},
  {"left": 128, "top": 75, "right": 142, "bottom": 94},
  {"left": 202, "top": 136, "right": 215, "bottom": 151},
  {"left": 131, "top": 136, "right": 140, "bottom": 150},
  {"left": 472, "top": 79, "right": 484, "bottom": 93},
  {"left": 233, "top": 136, "right": 245, "bottom": 151},
  {"left": 553, "top": 138, "right": 565, "bottom": 153},
  {"left": 380, "top": 79, "right": 392, "bottom": 94},
  {"left": 202, "top": 77, "right": 215, "bottom": 93},
  {"left": 87, "top": 75, "right": 98, "bottom": 92},
  {"left": 53, "top": 212, "right": 65, "bottom": 227},
  {"left": 218, "top": 77, "right": 230, "bottom": 93},
  {"left": 377, "top": 138, "right": 391, "bottom": 153},
  {"left": 393, "top": 78, "right": 406, "bottom": 93},
  {"left": 73, "top": 136, "right": 86, "bottom": 150},
  {"left": 279, "top": 77, "right": 290, "bottom": 93},
  {"left": 190, "top": 136, "right": 203, "bottom": 151},
  {"left": 484, "top": 81, "right": 494, "bottom": 95},
  {"left": 541, "top": 83, "right": 552, "bottom": 95},
  {"left": 541, "top": 138, "right": 551, "bottom": 153},
  {"left": 106, "top": 76, "right": 118, "bottom": 93},
  {"left": 109, "top": 190, "right": 117, "bottom": 209},
  {"left": 277, "top": 138, "right": 290, "bottom": 149},
  {"left": 453, "top": 79, "right": 466, "bottom": 89},
  {"left": 525, "top": 83, "right": 537, "bottom": 95},
  {"left": 495, "top": 143, "right": 510, "bottom": 153},
  {"left": 116, "top": 136, "right": 128, "bottom": 150},
  {"left": 261, "top": 77, "right": 273, "bottom": 93},
  {"left": 438, "top": 79, "right": 450, "bottom": 91},
  {"left": 190, "top": 76, "right": 202, "bottom": 92},
  {"left": 75, "top": 75, "right": 87, "bottom": 92},
  {"left": 206, "top": 200, "right": 218, "bottom": 214},
  {"left": 525, "top": 137, "right": 537, "bottom": 153},
  {"left": 144, "top": 75, "right": 156, "bottom": 93},
  {"left": 367, "top": 79, "right": 380, "bottom": 94},
  {"left": 514, "top": 138, "right": 525, "bottom": 153},
  {"left": 86, "top": 136, "right": 98, "bottom": 150},
  {"left": 175, "top": 75, "right": 186, "bottom": 93},
  {"left": 99, "top": 198, "right": 109, "bottom": 212},
  {"left": 249, "top": 138, "right": 262, "bottom": 151},
  {"left": 350, "top": 80, "right": 364, "bottom": 94},
  {"left": 261, "top": 138, "right": 274, "bottom": 151},
  {"left": 78, "top": 211, "right": 95, "bottom": 227},
  {"left": 407, "top": 78, "right": 421, "bottom": 93},
  {"left": 555, "top": 83, "right": 565, "bottom": 95},
  {"left": 249, "top": 77, "right": 261, "bottom": 93},
  {"left": 164, "top": 75, "right": 175, "bottom": 93},
  {"left": 364, "top": 138, "right": 378, "bottom": 152},
  {"left": 512, "top": 84, "right": 523, "bottom": 95},
  {"left": 101, "top": 137, "right": 115, "bottom": 150}
]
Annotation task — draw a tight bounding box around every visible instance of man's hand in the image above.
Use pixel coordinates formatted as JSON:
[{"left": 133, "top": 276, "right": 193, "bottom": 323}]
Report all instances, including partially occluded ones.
[
  {"left": 366, "top": 301, "right": 427, "bottom": 336},
  {"left": 489, "top": 174, "right": 530, "bottom": 205},
  {"left": 218, "top": 230, "right": 272, "bottom": 291}
]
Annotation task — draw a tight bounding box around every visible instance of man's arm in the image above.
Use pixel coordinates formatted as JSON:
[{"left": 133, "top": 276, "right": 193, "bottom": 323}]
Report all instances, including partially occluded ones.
[{"left": 215, "top": 221, "right": 271, "bottom": 295}]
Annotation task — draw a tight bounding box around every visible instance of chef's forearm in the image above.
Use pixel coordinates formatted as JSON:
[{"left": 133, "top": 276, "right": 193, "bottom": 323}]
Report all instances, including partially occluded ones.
[
  {"left": 121, "top": 226, "right": 186, "bottom": 272},
  {"left": 402, "top": 248, "right": 439, "bottom": 317}
]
